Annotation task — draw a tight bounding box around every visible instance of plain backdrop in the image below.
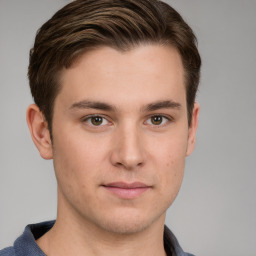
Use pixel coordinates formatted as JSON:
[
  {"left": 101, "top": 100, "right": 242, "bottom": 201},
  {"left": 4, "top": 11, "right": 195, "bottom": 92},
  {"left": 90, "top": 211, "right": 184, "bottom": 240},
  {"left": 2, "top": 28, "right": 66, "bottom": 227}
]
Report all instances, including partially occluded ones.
[{"left": 0, "top": 1, "right": 256, "bottom": 255}]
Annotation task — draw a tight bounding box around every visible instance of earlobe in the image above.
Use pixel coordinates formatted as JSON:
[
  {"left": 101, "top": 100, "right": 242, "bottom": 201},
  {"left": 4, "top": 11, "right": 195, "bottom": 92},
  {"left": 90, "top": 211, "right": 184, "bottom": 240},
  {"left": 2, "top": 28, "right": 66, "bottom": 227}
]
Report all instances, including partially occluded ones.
[
  {"left": 186, "top": 102, "right": 200, "bottom": 156},
  {"left": 26, "top": 104, "right": 53, "bottom": 159}
]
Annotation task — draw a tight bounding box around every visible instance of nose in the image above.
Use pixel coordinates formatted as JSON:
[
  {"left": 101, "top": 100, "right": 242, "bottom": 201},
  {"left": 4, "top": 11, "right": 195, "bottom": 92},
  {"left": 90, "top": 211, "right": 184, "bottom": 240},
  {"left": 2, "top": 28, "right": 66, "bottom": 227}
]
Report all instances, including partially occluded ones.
[{"left": 110, "top": 125, "right": 145, "bottom": 170}]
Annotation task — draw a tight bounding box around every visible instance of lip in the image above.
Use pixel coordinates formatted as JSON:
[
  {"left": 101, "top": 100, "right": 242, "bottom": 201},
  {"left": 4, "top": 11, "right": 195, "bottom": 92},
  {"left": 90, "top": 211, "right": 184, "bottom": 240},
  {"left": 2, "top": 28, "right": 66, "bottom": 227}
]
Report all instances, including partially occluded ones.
[{"left": 102, "top": 182, "right": 151, "bottom": 199}]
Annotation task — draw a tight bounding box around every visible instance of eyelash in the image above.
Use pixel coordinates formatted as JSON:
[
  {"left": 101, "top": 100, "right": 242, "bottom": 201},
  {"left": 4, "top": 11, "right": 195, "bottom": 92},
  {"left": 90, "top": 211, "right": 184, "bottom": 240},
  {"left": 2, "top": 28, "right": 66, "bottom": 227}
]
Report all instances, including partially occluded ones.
[
  {"left": 82, "top": 115, "right": 111, "bottom": 127},
  {"left": 81, "top": 114, "right": 173, "bottom": 128},
  {"left": 144, "top": 115, "right": 172, "bottom": 127}
]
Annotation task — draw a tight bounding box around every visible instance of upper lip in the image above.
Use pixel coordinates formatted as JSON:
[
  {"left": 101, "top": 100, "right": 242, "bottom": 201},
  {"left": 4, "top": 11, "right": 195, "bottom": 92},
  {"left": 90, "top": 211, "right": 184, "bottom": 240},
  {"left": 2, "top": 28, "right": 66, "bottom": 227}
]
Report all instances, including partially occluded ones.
[{"left": 103, "top": 182, "right": 150, "bottom": 189}]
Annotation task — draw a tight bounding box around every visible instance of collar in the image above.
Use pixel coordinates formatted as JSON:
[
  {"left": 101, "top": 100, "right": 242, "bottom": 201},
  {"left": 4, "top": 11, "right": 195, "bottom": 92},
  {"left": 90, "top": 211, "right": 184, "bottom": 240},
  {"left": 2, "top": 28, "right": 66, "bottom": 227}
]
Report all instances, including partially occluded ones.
[{"left": 12, "top": 221, "right": 193, "bottom": 256}]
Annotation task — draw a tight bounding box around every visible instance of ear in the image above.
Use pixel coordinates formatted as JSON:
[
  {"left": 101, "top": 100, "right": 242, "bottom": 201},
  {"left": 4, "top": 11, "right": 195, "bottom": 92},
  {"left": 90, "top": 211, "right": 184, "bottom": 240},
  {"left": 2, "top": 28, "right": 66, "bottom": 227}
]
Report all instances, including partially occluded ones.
[
  {"left": 26, "top": 104, "right": 53, "bottom": 159},
  {"left": 186, "top": 102, "right": 200, "bottom": 156}
]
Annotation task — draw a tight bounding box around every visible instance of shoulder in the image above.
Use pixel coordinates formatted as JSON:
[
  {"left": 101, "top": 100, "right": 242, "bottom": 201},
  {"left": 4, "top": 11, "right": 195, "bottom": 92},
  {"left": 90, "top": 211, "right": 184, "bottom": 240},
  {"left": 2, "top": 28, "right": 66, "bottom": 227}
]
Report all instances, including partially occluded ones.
[
  {"left": 164, "top": 225, "right": 195, "bottom": 256},
  {"left": 0, "top": 247, "right": 16, "bottom": 256},
  {"left": 0, "top": 221, "right": 55, "bottom": 256}
]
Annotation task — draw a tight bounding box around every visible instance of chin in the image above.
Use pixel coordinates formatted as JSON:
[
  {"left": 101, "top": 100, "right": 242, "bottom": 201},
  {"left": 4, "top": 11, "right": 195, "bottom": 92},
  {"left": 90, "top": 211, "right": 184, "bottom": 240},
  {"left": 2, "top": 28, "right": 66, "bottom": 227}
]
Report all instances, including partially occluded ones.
[
  {"left": 93, "top": 209, "right": 165, "bottom": 235},
  {"left": 99, "top": 219, "right": 151, "bottom": 235}
]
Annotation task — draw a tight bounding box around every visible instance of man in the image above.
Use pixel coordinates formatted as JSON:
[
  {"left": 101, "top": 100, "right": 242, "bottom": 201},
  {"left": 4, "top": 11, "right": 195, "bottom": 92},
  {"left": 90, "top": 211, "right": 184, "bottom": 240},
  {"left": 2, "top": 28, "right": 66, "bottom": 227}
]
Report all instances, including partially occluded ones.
[{"left": 0, "top": 0, "right": 201, "bottom": 255}]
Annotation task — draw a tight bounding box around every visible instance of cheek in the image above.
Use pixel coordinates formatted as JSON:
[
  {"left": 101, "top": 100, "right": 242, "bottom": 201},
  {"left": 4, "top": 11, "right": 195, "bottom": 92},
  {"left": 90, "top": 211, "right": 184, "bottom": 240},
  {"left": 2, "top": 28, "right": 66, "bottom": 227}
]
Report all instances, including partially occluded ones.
[
  {"left": 52, "top": 133, "right": 105, "bottom": 211},
  {"left": 151, "top": 130, "right": 188, "bottom": 169},
  {"left": 150, "top": 129, "right": 187, "bottom": 197},
  {"left": 52, "top": 127, "right": 114, "bottom": 195},
  {"left": 161, "top": 152, "right": 185, "bottom": 190},
  {"left": 157, "top": 155, "right": 185, "bottom": 209},
  {"left": 52, "top": 131, "right": 97, "bottom": 188}
]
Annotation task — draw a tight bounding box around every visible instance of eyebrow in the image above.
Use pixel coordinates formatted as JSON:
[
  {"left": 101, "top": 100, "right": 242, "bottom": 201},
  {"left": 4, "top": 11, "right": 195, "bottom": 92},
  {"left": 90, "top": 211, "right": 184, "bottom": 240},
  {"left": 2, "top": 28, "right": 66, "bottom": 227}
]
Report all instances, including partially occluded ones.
[
  {"left": 70, "top": 100, "right": 116, "bottom": 111},
  {"left": 69, "top": 99, "right": 181, "bottom": 112},
  {"left": 142, "top": 100, "right": 181, "bottom": 112}
]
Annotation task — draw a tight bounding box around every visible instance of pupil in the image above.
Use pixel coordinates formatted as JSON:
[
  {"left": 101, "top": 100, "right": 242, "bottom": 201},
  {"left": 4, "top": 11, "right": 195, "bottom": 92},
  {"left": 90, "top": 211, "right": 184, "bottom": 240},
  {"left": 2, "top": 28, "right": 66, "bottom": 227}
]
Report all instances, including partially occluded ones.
[
  {"left": 152, "top": 116, "right": 162, "bottom": 125},
  {"left": 92, "top": 116, "right": 102, "bottom": 125}
]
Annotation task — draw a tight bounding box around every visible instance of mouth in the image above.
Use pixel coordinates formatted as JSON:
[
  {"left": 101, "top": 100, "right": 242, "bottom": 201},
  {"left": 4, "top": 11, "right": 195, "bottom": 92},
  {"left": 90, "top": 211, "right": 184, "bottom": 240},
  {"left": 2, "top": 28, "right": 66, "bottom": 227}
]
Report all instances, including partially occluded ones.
[{"left": 102, "top": 182, "right": 151, "bottom": 199}]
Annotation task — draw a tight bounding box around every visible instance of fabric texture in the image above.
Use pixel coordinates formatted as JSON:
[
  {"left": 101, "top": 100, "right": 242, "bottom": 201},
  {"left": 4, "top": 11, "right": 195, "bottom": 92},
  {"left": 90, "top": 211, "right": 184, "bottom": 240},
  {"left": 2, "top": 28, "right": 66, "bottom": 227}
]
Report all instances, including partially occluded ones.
[{"left": 0, "top": 221, "right": 194, "bottom": 256}]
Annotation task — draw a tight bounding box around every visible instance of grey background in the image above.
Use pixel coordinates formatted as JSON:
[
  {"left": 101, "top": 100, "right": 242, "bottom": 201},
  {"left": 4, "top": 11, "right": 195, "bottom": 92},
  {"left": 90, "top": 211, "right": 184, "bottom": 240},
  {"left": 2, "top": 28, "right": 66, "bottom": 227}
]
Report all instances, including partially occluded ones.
[{"left": 0, "top": 1, "right": 256, "bottom": 255}]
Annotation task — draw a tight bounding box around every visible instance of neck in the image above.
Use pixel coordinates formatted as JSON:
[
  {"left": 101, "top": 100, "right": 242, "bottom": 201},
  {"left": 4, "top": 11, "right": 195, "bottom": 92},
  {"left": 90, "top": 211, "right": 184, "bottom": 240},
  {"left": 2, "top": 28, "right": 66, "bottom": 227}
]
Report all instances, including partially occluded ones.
[{"left": 37, "top": 194, "right": 167, "bottom": 256}]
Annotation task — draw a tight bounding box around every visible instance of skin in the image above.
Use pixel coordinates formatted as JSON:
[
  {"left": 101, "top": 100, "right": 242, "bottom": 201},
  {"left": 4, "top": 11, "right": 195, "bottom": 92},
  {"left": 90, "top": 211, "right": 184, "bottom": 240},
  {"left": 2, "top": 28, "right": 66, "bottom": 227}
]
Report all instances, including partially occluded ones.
[{"left": 27, "top": 44, "right": 199, "bottom": 256}]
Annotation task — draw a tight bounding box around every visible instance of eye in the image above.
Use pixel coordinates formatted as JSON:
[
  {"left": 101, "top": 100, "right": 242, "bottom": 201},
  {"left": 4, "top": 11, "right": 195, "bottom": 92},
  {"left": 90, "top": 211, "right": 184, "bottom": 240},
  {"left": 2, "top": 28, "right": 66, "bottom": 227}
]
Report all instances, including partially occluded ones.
[
  {"left": 145, "top": 115, "right": 170, "bottom": 126},
  {"left": 83, "top": 115, "right": 109, "bottom": 126}
]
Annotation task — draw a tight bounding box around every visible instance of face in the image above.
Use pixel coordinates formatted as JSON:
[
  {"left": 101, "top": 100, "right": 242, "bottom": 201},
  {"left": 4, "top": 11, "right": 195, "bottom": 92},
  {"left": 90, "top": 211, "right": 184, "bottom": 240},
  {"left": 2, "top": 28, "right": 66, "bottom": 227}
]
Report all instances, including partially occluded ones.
[{"left": 44, "top": 45, "right": 198, "bottom": 234}]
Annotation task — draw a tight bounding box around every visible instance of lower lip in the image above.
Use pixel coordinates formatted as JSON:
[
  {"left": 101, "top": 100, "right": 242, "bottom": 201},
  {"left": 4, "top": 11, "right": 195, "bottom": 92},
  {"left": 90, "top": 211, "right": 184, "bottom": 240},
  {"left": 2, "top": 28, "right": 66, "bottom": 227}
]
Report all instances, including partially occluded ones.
[{"left": 103, "top": 186, "right": 150, "bottom": 199}]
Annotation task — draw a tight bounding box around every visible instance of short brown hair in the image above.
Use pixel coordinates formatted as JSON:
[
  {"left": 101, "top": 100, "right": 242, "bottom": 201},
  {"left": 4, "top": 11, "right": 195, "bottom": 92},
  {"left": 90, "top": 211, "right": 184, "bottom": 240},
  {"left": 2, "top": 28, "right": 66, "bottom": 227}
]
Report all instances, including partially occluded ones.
[{"left": 28, "top": 0, "right": 201, "bottom": 134}]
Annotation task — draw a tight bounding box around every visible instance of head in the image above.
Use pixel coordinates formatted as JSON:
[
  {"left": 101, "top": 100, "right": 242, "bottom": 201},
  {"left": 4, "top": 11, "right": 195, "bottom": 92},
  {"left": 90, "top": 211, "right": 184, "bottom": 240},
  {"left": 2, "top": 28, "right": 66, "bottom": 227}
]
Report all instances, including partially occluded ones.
[
  {"left": 28, "top": 0, "right": 201, "bottom": 136},
  {"left": 27, "top": 0, "right": 201, "bottom": 235}
]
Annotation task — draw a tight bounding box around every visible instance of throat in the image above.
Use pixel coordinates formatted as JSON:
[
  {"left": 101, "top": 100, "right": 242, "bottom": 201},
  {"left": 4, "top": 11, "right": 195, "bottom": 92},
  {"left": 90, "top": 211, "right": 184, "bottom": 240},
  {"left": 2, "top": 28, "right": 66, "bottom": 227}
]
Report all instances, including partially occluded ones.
[{"left": 36, "top": 218, "right": 167, "bottom": 256}]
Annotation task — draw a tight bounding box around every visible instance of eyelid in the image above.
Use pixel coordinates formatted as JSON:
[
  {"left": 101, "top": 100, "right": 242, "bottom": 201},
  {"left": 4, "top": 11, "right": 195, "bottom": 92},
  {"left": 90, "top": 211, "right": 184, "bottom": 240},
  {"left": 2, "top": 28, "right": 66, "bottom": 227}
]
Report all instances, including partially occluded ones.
[
  {"left": 80, "top": 113, "right": 173, "bottom": 128},
  {"left": 81, "top": 114, "right": 112, "bottom": 127},
  {"left": 144, "top": 114, "right": 173, "bottom": 127}
]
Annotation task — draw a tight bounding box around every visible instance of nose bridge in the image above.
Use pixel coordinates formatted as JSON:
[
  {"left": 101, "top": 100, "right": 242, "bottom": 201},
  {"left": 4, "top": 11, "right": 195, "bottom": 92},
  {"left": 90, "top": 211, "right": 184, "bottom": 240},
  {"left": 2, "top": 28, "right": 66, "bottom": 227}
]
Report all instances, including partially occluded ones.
[{"left": 111, "top": 121, "right": 145, "bottom": 170}]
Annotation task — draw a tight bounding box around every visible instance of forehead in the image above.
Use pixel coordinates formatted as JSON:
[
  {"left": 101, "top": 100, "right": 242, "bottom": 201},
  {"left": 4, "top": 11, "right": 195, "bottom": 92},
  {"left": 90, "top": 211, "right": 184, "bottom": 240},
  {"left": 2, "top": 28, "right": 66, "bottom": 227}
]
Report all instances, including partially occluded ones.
[{"left": 57, "top": 44, "right": 186, "bottom": 108}]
